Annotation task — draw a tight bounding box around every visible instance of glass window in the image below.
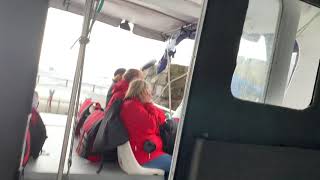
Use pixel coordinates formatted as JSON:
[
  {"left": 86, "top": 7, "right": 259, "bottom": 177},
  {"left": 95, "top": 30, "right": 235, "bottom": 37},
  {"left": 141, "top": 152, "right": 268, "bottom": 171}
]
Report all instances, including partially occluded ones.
[
  {"left": 231, "top": 0, "right": 320, "bottom": 109},
  {"left": 231, "top": 0, "right": 281, "bottom": 103}
]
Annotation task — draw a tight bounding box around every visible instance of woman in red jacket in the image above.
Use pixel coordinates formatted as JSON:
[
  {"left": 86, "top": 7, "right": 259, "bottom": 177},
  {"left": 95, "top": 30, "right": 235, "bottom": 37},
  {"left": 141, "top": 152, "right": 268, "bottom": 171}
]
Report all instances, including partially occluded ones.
[
  {"left": 106, "top": 68, "right": 144, "bottom": 111},
  {"left": 120, "top": 79, "right": 172, "bottom": 179}
]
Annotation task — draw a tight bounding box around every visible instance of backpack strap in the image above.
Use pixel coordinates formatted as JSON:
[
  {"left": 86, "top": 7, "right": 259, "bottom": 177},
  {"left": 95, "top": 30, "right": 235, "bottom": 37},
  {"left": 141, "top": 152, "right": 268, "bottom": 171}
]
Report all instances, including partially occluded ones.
[{"left": 96, "top": 155, "right": 104, "bottom": 174}]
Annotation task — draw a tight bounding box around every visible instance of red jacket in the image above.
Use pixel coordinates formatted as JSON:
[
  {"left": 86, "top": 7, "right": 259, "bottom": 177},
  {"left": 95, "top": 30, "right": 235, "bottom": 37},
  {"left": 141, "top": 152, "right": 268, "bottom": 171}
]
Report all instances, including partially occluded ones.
[
  {"left": 106, "top": 80, "right": 129, "bottom": 111},
  {"left": 120, "top": 98, "right": 166, "bottom": 165}
]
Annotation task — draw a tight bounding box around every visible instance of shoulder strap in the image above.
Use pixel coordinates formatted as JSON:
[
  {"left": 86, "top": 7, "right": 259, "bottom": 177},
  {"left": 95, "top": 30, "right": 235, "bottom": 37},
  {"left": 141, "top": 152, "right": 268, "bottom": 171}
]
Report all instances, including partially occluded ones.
[{"left": 96, "top": 155, "right": 104, "bottom": 174}]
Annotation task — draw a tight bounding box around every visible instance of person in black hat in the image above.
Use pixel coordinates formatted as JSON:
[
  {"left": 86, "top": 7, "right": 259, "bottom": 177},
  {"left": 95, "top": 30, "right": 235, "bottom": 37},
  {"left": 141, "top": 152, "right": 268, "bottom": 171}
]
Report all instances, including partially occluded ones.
[{"left": 105, "top": 68, "right": 126, "bottom": 108}]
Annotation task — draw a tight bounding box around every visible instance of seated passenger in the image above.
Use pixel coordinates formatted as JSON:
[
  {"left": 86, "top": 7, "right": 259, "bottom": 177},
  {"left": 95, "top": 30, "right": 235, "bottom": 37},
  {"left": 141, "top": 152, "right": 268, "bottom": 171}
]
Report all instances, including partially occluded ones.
[
  {"left": 105, "top": 68, "right": 126, "bottom": 108},
  {"left": 106, "top": 69, "right": 144, "bottom": 111},
  {"left": 120, "top": 80, "right": 171, "bottom": 180}
]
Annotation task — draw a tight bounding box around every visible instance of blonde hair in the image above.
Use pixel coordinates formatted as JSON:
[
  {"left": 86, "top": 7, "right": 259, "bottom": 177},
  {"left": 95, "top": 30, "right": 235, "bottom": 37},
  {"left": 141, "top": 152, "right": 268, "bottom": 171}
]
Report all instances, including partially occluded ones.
[{"left": 125, "top": 79, "right": 150, "bottom": 101}]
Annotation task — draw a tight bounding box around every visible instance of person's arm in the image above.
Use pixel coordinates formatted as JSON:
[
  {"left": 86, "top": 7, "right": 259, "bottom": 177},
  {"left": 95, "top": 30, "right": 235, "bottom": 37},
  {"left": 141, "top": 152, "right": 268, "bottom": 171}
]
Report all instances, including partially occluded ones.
[{"left": 144, "top": 103, "right": 166, "bottom": 125}]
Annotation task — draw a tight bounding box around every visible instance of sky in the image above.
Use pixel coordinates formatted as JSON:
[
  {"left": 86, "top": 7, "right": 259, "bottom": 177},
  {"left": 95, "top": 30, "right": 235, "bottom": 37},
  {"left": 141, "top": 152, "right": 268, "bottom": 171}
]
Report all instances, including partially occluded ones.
[{"left": 38, "top": 8, "right": 195, "bottom": 87}]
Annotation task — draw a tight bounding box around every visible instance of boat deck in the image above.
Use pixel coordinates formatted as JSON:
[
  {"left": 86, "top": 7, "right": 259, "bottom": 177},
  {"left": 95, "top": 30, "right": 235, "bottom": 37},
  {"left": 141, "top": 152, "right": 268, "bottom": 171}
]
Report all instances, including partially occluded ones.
[{"left": 24, "top": 113, "right": 163, "bottom": 180}]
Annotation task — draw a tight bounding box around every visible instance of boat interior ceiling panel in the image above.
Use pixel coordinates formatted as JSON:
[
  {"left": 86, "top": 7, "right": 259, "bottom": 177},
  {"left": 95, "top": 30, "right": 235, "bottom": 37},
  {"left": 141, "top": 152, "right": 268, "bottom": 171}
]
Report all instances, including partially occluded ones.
[
  {"left": 186, "top": 0, "right": 203, "bottom": 6},
  {"left": 298, "top": 3, "right": 320, "bottom": 29},
  {"left": 244, "top": 0, "right": 320, "bottom": 34},
  {"left": 49, "top": 0, "right": 202, "bottom": 41},
  {"left": 50, "top": 0, "right": 320, "bottom": 41}
]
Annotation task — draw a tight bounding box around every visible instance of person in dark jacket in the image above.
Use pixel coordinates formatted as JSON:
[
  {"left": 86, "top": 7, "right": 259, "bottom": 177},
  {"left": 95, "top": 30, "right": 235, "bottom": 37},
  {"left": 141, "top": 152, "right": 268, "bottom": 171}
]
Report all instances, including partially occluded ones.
[
  {"left": 105, "top": 69, "right": 144, "bottom": 111},
  {"left": 120, "top": 80, "right": 171, "bottom": 180},
  {"left": 105, "top": 68, "right": 126, "bottom": 108}
]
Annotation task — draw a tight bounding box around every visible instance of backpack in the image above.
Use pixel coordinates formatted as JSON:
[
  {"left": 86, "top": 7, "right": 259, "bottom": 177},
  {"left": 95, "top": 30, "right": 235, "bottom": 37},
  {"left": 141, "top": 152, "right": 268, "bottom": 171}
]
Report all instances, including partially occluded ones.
[
  {"left": 76, "top": 109, "right": 105, "bottom": 162},
  {"left": 78, "top": 98, "right": 93, "bottom": 118},
  {"left": 75, "top": 99, "right": 93, "bottom": 137},
  {"left": 29, "top": 108, "right": 47, "bottom": 159},
  {"left": 160, "top": 119, "right": 178, "bottom": 155},
  {"left": 93, "top": 99, "right": 129, "bottom": 173}
]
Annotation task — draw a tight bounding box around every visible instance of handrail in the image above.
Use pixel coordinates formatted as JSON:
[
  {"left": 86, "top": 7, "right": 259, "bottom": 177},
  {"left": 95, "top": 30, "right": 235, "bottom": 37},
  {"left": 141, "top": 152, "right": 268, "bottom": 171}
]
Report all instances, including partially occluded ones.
[
  {"left": 154, "top": 103, "right": 175, "bottom": 114},
  {"left": 37, "top": 74, "right": 108, "bottom": 89}
]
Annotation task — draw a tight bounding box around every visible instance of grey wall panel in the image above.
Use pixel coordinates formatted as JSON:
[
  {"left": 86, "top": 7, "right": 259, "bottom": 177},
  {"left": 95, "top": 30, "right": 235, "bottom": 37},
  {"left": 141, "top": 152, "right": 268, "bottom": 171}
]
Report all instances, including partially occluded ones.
[
  {"left": 190, "top": 140, "right": 320, "bottom": 180},
  {"left": 173, "top": 0, "right": 249, "bottom": 178},
  {"left": 0, "top": 0, "right": 48, "bottom": 179},
  {"left": 174, "top": 0, "right": 320, "bottom": 179}
]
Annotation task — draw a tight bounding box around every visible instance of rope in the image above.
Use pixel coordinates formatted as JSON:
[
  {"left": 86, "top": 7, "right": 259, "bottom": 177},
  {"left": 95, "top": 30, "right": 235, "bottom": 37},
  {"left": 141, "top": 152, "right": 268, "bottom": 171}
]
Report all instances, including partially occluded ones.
[
  {"left": 97, "top": 0, "right": 104, "bottom": 13},
  {"left": 153, "top": 72, "right": 188, "bottom": 104}
]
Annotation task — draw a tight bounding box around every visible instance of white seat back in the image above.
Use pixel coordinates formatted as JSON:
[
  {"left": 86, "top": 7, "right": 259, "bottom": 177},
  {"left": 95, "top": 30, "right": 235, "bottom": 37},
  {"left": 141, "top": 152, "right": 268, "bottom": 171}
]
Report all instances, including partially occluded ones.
[{"left": 117, "top": 141, "right": 164, "bottom": 176}]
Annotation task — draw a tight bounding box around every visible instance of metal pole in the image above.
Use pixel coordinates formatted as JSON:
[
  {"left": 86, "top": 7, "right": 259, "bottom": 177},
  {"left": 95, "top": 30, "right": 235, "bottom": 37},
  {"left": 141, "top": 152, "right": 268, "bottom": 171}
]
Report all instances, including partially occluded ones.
[
  {"left": 166, "top": 50, "right": 172, "bottom": 115},
  {"left": 66, "top": 56, "right": 85, "bottom": 176},
  {"left": 18, "top": 114, "right": 32, "bottom": 180},
  {"left": 56, "top": 0, "right": 95, "bottom": 179}
]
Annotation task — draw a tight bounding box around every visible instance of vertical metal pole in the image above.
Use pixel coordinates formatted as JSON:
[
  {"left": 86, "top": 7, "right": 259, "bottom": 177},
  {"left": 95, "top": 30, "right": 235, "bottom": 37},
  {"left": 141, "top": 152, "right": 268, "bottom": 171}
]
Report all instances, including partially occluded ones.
[
  {"left": 167, "top": 50, "right": 172, "bottom": 114},
  {"left": 66, "top": 56, "right": 85, "bottom": 175},
  {"left": 56, "top": 0, "right": 95, "bottom": 179},
  {"left": 168, "top": 0, "right": 208, "bottom": 178},
  {"left": 18, "top": 114, "right": 32, "bottom": 180}
]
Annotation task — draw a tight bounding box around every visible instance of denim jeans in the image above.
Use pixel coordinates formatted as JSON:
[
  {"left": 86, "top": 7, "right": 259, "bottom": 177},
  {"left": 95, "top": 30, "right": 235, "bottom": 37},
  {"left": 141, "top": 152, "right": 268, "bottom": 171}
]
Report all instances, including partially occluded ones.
[{"left": 143, "top": 154, "right": 172, "bottom": 180}]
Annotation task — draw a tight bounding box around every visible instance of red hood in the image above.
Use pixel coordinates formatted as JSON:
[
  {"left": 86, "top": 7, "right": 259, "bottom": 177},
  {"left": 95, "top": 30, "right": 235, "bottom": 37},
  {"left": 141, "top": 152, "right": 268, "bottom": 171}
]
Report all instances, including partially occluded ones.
[
  {"left": 112, "top": 80, "right": 129, "bottom": 95},
  {"left": 106, "top": 80, "right": 130, "bottom": 111}
]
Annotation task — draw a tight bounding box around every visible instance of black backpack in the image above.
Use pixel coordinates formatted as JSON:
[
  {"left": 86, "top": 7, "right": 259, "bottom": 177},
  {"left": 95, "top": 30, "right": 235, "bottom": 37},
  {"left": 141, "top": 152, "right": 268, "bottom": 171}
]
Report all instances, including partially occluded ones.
[
  {"left": 93, "top": 99, "right": 129, "bottom": 173},
  {"left": 160, "top": 120, "right": 178, "bottom": 155},
  {"left": 29, "top": 108, "right": 47, "bottom": 159}
]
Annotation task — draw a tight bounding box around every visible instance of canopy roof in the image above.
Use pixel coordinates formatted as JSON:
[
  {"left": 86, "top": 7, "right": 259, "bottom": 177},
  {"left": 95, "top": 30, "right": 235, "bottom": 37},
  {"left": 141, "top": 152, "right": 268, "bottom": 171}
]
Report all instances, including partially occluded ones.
[
  {"left": 49, "top": 0, "right": 320, "bottom": 42},
  {"left": 49, "top": 0, "right": 203, "bottom": 41}
]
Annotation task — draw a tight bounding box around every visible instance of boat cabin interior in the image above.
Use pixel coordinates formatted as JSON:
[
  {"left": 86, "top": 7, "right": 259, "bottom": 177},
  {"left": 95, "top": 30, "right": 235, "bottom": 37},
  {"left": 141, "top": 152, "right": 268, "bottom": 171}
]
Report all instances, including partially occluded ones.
[{"left": 1, "top": 0, "right": 320, "bottom": 180}]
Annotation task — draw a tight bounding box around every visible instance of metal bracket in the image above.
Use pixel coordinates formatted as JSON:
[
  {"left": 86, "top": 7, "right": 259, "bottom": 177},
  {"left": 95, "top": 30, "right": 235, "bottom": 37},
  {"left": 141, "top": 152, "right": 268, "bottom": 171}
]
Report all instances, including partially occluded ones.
[{"left": 79, "top": 36, "right": 90, "bottom": 45}]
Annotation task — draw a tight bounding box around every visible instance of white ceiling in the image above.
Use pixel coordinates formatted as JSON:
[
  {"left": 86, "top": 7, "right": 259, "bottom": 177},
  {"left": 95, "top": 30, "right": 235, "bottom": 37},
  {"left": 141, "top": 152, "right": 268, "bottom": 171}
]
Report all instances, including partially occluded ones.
[{"left": 49, "top": 0, "right": 202, "bottom": 41}]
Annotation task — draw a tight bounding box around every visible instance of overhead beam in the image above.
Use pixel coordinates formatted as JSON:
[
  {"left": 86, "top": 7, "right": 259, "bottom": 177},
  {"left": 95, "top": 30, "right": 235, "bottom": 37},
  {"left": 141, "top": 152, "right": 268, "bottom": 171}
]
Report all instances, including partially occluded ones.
[
  {"left": 122, "top": 0, "right": 201, "bottom": 22},
  {"left": 49, "top": 0, "right": 122, "bottom": 27}
]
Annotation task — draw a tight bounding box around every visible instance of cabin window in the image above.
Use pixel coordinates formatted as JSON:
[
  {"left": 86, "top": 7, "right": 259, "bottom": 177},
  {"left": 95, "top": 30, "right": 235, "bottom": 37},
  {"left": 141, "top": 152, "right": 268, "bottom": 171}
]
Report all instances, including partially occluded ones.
[
  {"left": 231, "top": 0, "right": 281, "bottom": 103},
  {"left": 231, "top": 0, "right": 320, "bottom": 109}
]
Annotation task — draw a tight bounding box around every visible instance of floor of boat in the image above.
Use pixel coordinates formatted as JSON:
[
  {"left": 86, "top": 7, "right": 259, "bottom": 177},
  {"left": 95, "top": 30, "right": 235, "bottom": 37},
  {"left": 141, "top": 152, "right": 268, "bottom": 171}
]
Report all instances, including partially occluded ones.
[{"left": 23, "top": 113, "right": 163, "bottom": 180}]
